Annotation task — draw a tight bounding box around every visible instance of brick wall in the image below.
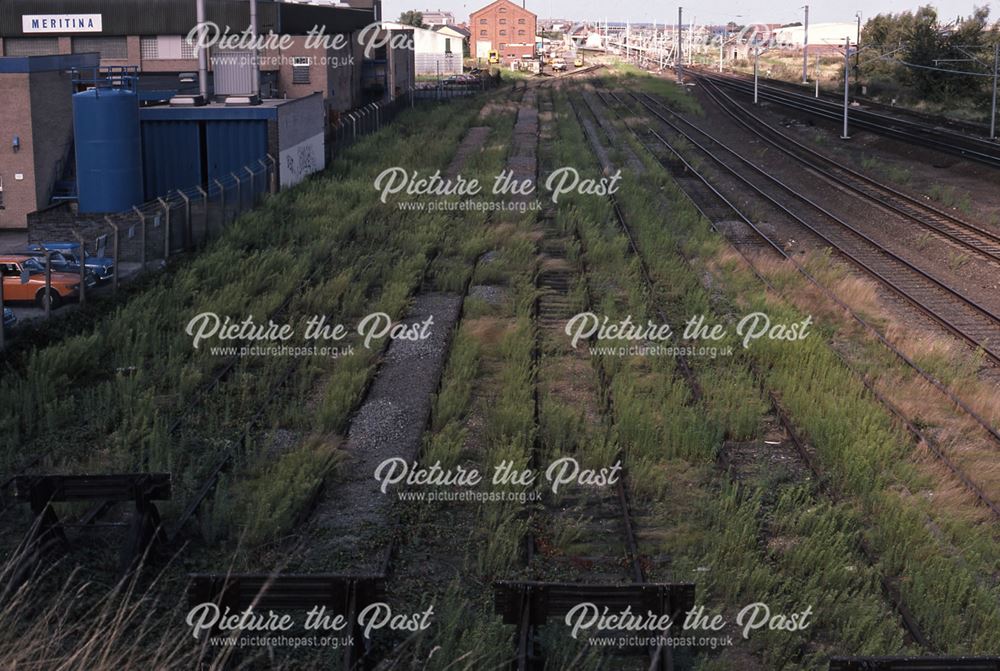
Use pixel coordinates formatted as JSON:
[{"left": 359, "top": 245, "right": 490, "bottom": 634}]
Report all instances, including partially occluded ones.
[
  {"left": 470, "top": 0, "right": 536, "bottom": 61},
  {"left": 0, "top": 73, "right": 35, "bottom": 230}
]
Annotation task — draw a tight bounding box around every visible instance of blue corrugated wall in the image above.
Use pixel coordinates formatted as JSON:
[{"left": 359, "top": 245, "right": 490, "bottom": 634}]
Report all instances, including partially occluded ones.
[
  {"left": 141, "top": 120, "right": 201, "bottom": 200},
  {"left": 140, "top": 119, "right": 267, "bottom": 200},
  {"left": 206, "top": 121, "right": 268, "bottom": 183}
]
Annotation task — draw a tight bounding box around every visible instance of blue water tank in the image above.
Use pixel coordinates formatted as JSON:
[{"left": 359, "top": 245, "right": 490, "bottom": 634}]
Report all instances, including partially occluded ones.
[{"left": 73, "top": 87, "right": 144, "bottom": 213}]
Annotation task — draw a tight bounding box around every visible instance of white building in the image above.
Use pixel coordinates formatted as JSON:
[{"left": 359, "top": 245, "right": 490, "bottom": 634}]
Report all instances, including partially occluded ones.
[
  {"left": 773, "top": 22, "right": 857, "bottom": 47},
  {"left": 421, "top": 10, "right": 456, "bottom": 27},
  {"left": 381, "top": 22, "right": 462, "bottom": 75}
]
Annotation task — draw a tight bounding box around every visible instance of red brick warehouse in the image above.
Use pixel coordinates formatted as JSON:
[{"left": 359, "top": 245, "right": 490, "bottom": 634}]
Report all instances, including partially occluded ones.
[{"left": 470, "top": 0, "right": 537, "bottom": 64}]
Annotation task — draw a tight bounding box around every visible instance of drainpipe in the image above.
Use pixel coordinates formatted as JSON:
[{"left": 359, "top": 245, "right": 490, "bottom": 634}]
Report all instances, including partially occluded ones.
[{"left": 197, "top": 0, "right": 209, "bottom": 100}]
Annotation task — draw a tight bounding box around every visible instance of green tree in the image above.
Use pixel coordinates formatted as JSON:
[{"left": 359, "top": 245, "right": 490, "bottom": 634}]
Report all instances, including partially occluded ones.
[{"left": 398, "top": 11, "right": 426, "bottom": 28}]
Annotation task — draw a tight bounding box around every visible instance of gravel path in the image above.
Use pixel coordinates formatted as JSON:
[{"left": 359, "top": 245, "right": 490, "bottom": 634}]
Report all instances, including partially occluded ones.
[{"left": 290, "top": 292, "right": 463, "bottom": 573}]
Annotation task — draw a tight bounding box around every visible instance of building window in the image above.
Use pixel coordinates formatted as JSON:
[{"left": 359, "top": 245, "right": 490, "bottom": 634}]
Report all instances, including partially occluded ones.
[
  {"left": 518, "top": 18, "right": 526, "bottom": 24},
  {"left": 444, "top": 38, "right": 452, "bottom": 54},
  {"left": 499, "top": 18, "right": 506, "bottom": 24},
  {"left": 139, "top": 36, "right": 197, "bottom": 60},
  {"left": 499, "top": 43, "right": 506, "bottom": 49},
  {"left": 479, "top": 18, "right": 487, "bottom": 24},
  {"left": 480, "top": 30, "right": 487, "bottom": 36},
  {"left": 72, "top": 36, "right": 128, "bottom": 59},
  {"left": 499, "top": 30, "right": 506, "bottom": 35},
  {"left": 499, "top": 6, "right": 507, "bottom": 11},
  {"left": 4, "top": 37, "right": 59, "bottom": 56},
  {"left": 292, "top": 57, "right": 310, "bottom": 84},
  {"left": 140, "top": 37, "right": 158, "bottom": 59},
  {"left": 518, "top": 30, "right": 525, "bottom": 35}
]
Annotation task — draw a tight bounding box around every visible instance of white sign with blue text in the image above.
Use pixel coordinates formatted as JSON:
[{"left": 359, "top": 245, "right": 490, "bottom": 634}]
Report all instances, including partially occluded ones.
[{"left": 22, "top": 14, "right": 103, "bottom": 34}]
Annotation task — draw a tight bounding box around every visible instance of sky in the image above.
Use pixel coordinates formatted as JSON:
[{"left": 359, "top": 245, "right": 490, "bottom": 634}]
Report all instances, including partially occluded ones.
[{"left": 382, "top": 0, "right": 993, "bottom": 26}]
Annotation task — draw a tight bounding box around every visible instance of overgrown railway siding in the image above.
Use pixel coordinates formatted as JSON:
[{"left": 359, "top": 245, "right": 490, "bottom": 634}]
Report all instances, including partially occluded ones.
[{"left": 588, "top": 73, "right": 1000, "bottom": 656}]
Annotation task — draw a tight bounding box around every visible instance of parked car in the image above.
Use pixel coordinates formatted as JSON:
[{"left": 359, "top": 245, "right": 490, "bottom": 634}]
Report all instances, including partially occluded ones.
[
  {"left": 574, "top": 56, "right": 584, "bottom": 67},
  {"left": 26, "top": 243, "right": 115, "bottom": 283},
  {"left": 552, "top": 59, "right": 567, "bottom": 71},
  {"left": 0, "top": 256, "right": 82, "bottom": 308},
  {"left": 2, "top": 307, "right": 14, "bottom": 331}
]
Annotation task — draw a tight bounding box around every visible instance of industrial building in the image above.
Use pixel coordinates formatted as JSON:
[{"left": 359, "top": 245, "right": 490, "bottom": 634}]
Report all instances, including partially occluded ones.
[
  {"left": 470, "top": 0, "right": 536, "bottom": 64},
  {"left": 0, "top": 53, "right": 98, "bottom": 230},
  {"left": 381, "top": 21, "right": 461, "bottom": 76},
  {"left": 0, "top": 0, "right": 415, "bottom": 231},
  {"left": 0, "top": 0, "right": 399, "bottom": 112}
]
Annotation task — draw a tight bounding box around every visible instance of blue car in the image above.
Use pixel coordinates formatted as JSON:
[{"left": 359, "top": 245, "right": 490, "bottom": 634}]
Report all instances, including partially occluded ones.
[
  {"left": 26, "top": 243, "right": 115, "bottom": 283},
  {"left": 2, "top": 307, "right": 15, "bottom": 331}
]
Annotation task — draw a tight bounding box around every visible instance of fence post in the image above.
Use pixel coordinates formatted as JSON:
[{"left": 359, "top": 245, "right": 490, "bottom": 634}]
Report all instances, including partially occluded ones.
[
  {"left": 231, "top": 172, "right": 242, "bottom": 213},
  {"left": 196, "top": 186, "right": 208, "bottom": 248},
  {"left": 133, "top": 206, "right": 146, "bottom": 272},
  {"left": 72, "top": 233, "right": 86, "bottom": 307},
  {"left": 179, "top": 190, "right": 192, "bottom": 251},
  {"left": 245, "top": 166, "right": 255, "bottom": 206},
  {"left": 106, "top": 216, "right": 120, "bottom": 293},
  {"left": 259, "top": 159, "right": 273, "bottom": 196},
  {"left": 158, "top": 196, "right": 171, "bottom": 260},
  {"left": 43, "top": 249, "right": 52, "bottom": 318},
  {"left": 351, "top": 112, "right": 357, "bottom": 142},
  {"left": 213, "top": 178, "right": 226, "bottom": 229},
  {"left": 266, "top": 154, "right": 278, "bottom": 195}
]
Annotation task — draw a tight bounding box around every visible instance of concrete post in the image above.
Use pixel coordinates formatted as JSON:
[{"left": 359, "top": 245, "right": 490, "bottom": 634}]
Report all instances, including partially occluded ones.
[
  {"left": 802, "top": 5, "right": 809, "bottom": 83},
  {"left": 841, "top": 36, "right": 851, "bottom": 139},
  {"left": 133, "top": 206, "right": 146, "bottom": 271},
  {"left": 44, "top": 249, "right": 52, "bottom": 317},
  {"left": 232, "top": 172, "right": 242, "bottom": 212},
  {"left": 158, "top": 197, "right": 171, "bottom": 260},
  {"left": 196, "top": 186, "right": 208, "bottom": 247},
  {"left": 214, "top": 178, "right": 226, "bottom": 228},
  {"left": 244, "top": 166, "right": 255, "bottom": 205},
  {"left": 179, "top": 190, "right": 192, "bottom": 250},
  {"left": 107, "top": 217, "right": 120, "bottom": 293},
  {"left": 72, "top": 233, "right": 86, "bottom": 306},
  {"left": 266, "top": 154, "right": 278, "bottom": 195}
]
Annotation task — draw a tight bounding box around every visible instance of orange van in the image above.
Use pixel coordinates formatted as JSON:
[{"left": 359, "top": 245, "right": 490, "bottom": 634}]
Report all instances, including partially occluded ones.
[{"left": 0, "top": 255, "right": 81, "bottom": 308}]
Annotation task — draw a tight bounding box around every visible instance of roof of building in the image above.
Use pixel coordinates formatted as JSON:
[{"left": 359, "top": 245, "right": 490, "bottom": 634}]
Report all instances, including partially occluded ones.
[
  {"left": 0, "top": 0, "right": 374, "bottom": 37},
  {"left": 0, "top": 52, "right": 99, "bottom": 73},
  {"left": 470, "top": 0, "right": 536, "bottom": 20},
  {"left": 435, "top": 24, "right": 469, "bottom": 38}
]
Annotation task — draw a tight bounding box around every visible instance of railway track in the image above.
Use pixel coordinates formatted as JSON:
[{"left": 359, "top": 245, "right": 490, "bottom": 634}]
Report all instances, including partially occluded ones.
[
  {"left": 626, "top": 90, "right": 1000, "bottom": 367},
  {"left": 696, "top": 77, "right": 1000, "bottom": 265},
  {"left": 504, "top": 81, "right": 674, "bottom": 671},
  {"left": 704, "top": 68, "right": 994, "bottom": 139},
  {"left": 697, "top": 71, "right": 1000, "bottom": 169},
  {"left": 580, "top": 82, "right": 938, "bottom": 652},
  {"left": 588, "top": 85, "right": 1000, "bottom": 523}
]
